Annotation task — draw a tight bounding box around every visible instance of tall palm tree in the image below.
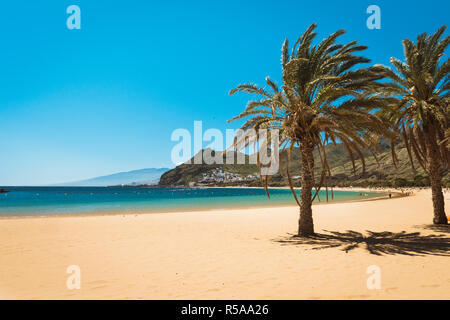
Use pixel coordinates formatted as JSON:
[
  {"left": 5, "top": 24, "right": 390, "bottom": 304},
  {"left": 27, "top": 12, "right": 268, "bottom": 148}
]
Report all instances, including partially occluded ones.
[
  {"left": 229, "top": 24, "right": 390, "bottom": 236},
  {"left": 376, "top": 26, "right": 449, "bottom": 225}
]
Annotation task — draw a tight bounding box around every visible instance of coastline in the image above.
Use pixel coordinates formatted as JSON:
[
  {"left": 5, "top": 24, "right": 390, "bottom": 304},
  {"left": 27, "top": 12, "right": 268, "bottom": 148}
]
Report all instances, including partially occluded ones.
[
  {"left": 0, "top": 187, "right": 401, "bottom": 220},
  {"left": 0, "top": 188, "right": 448, "bottom": 299}
]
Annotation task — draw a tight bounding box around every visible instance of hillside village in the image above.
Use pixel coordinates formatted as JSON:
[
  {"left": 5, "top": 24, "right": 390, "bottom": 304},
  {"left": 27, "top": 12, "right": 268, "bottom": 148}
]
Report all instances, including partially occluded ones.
[{"left": 197, "top": 168, "right": 257, "bottom": 185}]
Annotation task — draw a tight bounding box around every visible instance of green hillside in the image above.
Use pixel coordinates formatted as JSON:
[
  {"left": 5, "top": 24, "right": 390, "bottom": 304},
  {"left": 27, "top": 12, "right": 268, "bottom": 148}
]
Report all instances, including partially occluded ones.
[{"left": 159, "top": 142, "right": 449, "bottom": 188}]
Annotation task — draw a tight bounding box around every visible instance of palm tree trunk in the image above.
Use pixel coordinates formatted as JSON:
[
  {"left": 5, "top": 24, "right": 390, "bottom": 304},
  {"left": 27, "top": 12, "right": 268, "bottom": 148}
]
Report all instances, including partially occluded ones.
[
  {"left": 426, "top": 129, "right": 447, "bottom": 225},
  {"left": 298, "top": 141, "right": 315, "bottom": 236}
]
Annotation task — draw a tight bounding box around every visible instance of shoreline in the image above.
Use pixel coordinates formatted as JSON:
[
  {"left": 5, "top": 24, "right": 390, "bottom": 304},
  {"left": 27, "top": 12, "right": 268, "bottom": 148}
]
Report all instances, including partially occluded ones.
[{"left": 0, "top": 187, "right": 403, "bottom": 221}]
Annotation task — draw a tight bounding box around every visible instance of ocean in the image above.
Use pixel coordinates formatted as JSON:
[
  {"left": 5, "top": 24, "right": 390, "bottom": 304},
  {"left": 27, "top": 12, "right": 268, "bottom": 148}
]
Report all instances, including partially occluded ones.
[{"left": 0, "top": 187, "right": 384, "bottom": 217}]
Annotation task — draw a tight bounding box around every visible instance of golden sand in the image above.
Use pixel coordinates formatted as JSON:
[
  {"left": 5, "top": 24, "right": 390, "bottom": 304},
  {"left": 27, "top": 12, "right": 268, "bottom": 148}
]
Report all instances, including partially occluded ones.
[{"left": 0, "top": 189, "right": 448, "bottom": 299}]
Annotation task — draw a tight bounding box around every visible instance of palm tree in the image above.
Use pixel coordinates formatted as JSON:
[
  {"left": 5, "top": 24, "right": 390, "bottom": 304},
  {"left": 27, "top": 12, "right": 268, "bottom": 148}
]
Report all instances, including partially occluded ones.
[
  {"left": 229, "top": 24, "right": 390, "bottom": 236},
  {"left": 376, "top": 26, "right": 449, "bottom": 225}
]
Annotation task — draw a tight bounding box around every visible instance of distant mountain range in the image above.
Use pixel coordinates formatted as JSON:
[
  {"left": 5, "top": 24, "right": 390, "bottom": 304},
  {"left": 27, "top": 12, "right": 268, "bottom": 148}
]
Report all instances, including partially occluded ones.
[{"left": 58, "top": 168, "right": 170, "bottom": 187}]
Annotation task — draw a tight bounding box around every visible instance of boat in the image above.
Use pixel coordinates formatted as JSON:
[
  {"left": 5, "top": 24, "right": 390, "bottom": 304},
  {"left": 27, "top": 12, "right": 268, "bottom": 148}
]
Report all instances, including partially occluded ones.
[{"left": 0, "top": 188, "right": 9, "bottom": 193}]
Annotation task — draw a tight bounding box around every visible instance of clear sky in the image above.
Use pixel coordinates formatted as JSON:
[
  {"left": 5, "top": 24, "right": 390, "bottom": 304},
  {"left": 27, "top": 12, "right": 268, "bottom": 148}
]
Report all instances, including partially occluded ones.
[{"left": 0, "top": 0, "right": 448, "bottom": 185}]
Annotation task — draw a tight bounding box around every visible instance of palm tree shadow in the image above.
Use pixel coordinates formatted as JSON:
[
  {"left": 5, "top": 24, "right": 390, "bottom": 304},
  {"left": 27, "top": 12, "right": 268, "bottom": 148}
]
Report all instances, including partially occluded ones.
[
  {"left": 276, "top": 230, "right": 450, "bottom": 256},
  {"left": 418, "top": 224, "right": 450, "bottom": 234}
]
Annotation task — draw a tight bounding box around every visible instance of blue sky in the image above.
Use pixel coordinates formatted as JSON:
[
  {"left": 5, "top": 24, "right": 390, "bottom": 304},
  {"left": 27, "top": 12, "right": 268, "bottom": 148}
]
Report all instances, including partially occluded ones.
[{"left": 0, "top": 0, "right": 448, "bottom": 185}]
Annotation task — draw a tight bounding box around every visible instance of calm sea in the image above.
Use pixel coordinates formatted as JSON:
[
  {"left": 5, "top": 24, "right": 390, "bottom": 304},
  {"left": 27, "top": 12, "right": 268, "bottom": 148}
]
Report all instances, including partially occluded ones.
[{"left": 0, "top": 187, "right": 384, "bottom": 217}]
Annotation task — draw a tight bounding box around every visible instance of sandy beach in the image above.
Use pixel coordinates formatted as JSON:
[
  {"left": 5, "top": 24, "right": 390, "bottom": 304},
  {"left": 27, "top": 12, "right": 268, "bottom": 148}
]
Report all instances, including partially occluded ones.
[{"left": 0, "top": 188, "right": 448, "bottom": 300}]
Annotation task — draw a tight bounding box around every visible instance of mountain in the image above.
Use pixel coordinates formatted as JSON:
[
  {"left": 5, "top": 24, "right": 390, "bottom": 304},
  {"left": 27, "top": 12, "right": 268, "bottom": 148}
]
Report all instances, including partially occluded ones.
[
  {"left": 58, "top": 168, "right": 171, "bottom": 187},
  {"left": 159, "top": 142, "right": 449, "bottom": 188},
  {"left": 159, "top": 149, "right": 258, "bottom": 186}
]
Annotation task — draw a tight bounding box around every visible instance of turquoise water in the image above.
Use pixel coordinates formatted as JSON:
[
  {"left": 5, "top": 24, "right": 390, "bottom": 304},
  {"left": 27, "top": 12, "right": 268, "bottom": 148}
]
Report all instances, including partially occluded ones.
[{"left": 0, "top": 187, "right": 384, "bottom": 217}]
